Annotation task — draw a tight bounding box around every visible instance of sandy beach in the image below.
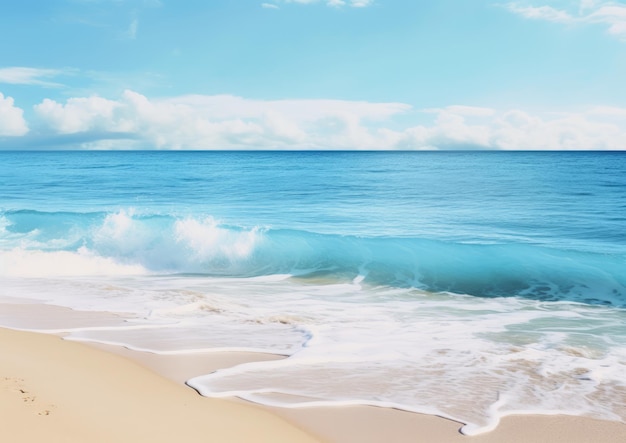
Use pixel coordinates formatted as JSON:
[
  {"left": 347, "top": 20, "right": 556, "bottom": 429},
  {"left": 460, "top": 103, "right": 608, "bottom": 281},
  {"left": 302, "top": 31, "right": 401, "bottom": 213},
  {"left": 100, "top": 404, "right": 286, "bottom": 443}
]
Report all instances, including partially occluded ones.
[
  {"left": 0, "top": 327, "right": 318, "bottom": 443},
  {"left": 2, "top": 319, "right": 626, "bottom": 443}
]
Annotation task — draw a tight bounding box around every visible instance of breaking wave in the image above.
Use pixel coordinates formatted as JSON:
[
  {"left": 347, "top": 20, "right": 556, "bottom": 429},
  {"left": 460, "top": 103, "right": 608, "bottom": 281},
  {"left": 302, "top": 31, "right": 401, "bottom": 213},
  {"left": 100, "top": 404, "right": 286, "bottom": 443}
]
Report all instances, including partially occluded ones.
[{"left": 2, "top": 209, "right": 625, "bottom": 306}]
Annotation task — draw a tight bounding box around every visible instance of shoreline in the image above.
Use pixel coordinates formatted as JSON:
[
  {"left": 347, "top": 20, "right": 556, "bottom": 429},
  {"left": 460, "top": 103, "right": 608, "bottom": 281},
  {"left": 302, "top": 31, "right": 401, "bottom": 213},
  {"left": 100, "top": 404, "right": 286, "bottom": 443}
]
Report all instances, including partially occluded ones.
[
  {"left": 2, "top": 301, "right": 626, "bottom": 442},
  {"left": 0, "top": 327, "right": 319, "bottom": 443},
  {"left": 84, "top": 339, "right": 626, "bottom": 443},
  {"left": 0, "top": 328, "right": 626, "bottom": 443}
]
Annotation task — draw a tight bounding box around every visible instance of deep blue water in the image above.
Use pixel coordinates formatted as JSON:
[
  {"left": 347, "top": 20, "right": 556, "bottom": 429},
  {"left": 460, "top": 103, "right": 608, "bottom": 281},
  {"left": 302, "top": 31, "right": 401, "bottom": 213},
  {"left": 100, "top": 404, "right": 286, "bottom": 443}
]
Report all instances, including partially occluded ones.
[{"left": 2, "top": 151, "right": 624, "bottom": 243}]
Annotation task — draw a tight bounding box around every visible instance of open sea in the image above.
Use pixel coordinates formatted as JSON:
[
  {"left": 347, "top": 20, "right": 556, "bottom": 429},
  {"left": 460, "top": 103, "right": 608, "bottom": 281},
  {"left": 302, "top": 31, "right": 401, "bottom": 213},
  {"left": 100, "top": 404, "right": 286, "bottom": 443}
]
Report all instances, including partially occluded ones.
[{"left": 1, "top": 150, "right": 625, "bottom": 434}]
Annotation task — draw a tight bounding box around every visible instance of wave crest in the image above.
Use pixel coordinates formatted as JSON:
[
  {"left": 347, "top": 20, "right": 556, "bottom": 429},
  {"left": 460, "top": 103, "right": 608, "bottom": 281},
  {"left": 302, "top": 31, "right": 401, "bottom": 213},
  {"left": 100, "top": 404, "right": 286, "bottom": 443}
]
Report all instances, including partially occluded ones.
[{"left": 1, "top": 209, "right": 625, "bottom": 306}]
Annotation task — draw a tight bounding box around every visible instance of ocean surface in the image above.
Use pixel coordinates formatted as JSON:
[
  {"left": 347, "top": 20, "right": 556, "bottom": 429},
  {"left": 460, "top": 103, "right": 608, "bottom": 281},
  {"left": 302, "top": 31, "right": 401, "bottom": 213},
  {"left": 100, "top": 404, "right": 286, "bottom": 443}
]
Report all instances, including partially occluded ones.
[{"left": 1, "top": 150, "right": 625, "bottom": 434}]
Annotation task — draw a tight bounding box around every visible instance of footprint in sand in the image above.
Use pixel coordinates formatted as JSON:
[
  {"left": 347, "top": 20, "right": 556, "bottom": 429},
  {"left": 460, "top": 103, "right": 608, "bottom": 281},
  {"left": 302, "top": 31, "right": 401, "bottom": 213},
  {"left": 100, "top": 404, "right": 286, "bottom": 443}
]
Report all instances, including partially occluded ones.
[{"left": 2, "top": 376, "right": 55, "bottom": 416}]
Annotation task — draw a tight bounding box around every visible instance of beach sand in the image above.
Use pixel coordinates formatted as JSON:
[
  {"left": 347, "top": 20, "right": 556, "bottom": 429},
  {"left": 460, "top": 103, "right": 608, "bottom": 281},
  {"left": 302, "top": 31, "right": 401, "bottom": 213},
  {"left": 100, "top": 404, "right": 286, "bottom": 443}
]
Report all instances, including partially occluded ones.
[
  {"left": 0, "top": 327, "right": 318, "bottom": 443},
  {"left": 2, "top": 310, "right": 626, "bottom": 443}
]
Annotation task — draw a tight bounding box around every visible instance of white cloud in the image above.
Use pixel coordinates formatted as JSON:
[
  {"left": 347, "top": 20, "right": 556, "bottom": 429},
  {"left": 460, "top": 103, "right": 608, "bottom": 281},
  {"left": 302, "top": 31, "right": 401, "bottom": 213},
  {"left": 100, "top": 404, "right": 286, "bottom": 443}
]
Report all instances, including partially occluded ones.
[
  {"left": 261, "top": 3, "right": 280, "bottom": 9},
  {"left": 505, "top": 1, "right": 626, "bottom": 39},
  {"left": 587, "top": 105, "right": 626, "bottom": 118},
  {"left": 34, "top": 90, "right": 408, "bottom": 149},
  {"left": 0, "top": 93, "right": 29, "bottom": 136},
  {"left": 31, "top": 90, "right": 626, "bottom": 150},
  {"left": 590, "top": 4, "right": 626, "bottom": 36},
  {"left": 164, "top": 94, "right": 409, "bottom": 122},
  {"left": 505, "top": 4, "right": 575, "bottom": 22},
  {"left": 0, "top": 67, "right": 64, "bottom": 87},
  {"left": 397, "top": 106, "right": 626, "bottom": 150},
  {"left": 35, "top": 96, "right": 122, "bottom": 134},
  {"left": 265, "top": 0, "right": 373, "bottom": 8}
]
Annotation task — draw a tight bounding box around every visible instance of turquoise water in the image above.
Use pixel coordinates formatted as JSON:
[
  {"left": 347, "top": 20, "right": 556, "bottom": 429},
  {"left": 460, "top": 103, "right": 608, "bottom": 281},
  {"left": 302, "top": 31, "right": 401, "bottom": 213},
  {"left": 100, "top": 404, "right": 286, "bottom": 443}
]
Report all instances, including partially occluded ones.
[{"left": 1, "top": 151, "right": 625, "bottom": 433}]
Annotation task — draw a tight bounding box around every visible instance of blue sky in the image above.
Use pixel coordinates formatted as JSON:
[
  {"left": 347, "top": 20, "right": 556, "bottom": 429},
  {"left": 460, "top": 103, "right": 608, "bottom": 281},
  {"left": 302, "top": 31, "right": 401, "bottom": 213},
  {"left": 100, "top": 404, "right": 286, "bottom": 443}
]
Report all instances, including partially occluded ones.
[{"left": 1, "top": 0, "right": 625, "bottom": 150}]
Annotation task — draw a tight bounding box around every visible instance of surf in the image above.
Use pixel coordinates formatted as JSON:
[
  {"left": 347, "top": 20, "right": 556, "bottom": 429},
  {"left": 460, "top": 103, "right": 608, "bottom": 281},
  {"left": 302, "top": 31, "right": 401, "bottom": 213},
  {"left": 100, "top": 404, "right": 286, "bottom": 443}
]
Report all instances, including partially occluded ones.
[{"left": 2, "top": 208, "right": 625, "bottom": 307}]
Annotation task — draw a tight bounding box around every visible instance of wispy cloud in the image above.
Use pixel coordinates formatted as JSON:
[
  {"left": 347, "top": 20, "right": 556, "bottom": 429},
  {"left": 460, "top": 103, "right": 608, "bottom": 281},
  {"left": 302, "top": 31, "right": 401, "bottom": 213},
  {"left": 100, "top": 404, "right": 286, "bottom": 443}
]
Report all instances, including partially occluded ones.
[
  {"left": 261, "top": 3, "right": 280, "bottom": 9},
  {"left": 346, "top": 0, "right": 374, "bottom": 7},
  {"left": 57, "top": 0, "right": 158, "bottom": 39},
  {"left": 504, "top": 1, "right": 626, "bottom": 39},
  {"left": 126, "top": 18, "right": 139, "bottom": 39},
  {"left": 68, "top": 0, "right": 162, "bottom": 6},
  {"left": 505, "top": 4, "right": 575, "bottom": 22},
  {"left": 0, "top": 67, "right": 65, "bottom": 87},
  {"left": 264, "top": 0, "right": 373, "bottom": 8}
]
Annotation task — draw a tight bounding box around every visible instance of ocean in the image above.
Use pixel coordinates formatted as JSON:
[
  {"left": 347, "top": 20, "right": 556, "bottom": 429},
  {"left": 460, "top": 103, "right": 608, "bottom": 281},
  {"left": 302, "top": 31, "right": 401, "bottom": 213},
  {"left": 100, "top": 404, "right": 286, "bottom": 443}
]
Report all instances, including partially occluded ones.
[{"left": 1, "top": 150, "right": 625, "bottom": 434}]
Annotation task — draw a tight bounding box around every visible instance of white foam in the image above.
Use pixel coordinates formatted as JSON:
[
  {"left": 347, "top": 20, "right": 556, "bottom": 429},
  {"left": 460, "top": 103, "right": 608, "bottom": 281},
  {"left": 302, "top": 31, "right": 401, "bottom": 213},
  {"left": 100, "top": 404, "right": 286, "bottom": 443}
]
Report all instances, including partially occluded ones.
[
  {"left": 246, "top": 274, "right": 293, "bottom": 282},
  {"left": 0, "top": 248, "right": 148, "bottom": 277},
  {"left": 174, "top": 217, "right": 262, "bottom": 261},
  {"left": 2, "top": 272, "right": 625, "bottom": 434}
]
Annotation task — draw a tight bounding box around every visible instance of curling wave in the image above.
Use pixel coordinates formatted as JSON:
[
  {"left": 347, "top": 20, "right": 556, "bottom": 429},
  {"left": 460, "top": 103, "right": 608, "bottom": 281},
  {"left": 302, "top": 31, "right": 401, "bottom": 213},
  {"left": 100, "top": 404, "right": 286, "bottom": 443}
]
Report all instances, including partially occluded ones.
[{"left": 1, "top": 209, "right": 625, "bottom": 306}]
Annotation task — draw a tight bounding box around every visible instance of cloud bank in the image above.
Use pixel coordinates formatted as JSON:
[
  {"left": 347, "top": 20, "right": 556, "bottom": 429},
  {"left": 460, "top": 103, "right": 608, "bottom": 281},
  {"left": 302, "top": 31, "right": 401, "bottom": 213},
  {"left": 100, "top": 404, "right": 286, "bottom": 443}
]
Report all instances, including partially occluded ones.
[
  {"left": 25, "top": 90, "right": 626, "bottom": 150},
  {"left": 505, "top": 1, "right": 626, "bottom": 39},
  {"left": 397, "top": 105, "right": 626, "bottom": 150},
  {"left": 33, "top": 91, "right": 408, "bottom": 149}
]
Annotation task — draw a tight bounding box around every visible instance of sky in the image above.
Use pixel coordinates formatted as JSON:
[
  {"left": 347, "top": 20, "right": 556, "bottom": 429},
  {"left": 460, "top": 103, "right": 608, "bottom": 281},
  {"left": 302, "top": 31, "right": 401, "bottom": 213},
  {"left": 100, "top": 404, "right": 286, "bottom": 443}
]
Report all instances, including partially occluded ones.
[{"left": 0, "top": 0, "right": 625, "bottom": 150}]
